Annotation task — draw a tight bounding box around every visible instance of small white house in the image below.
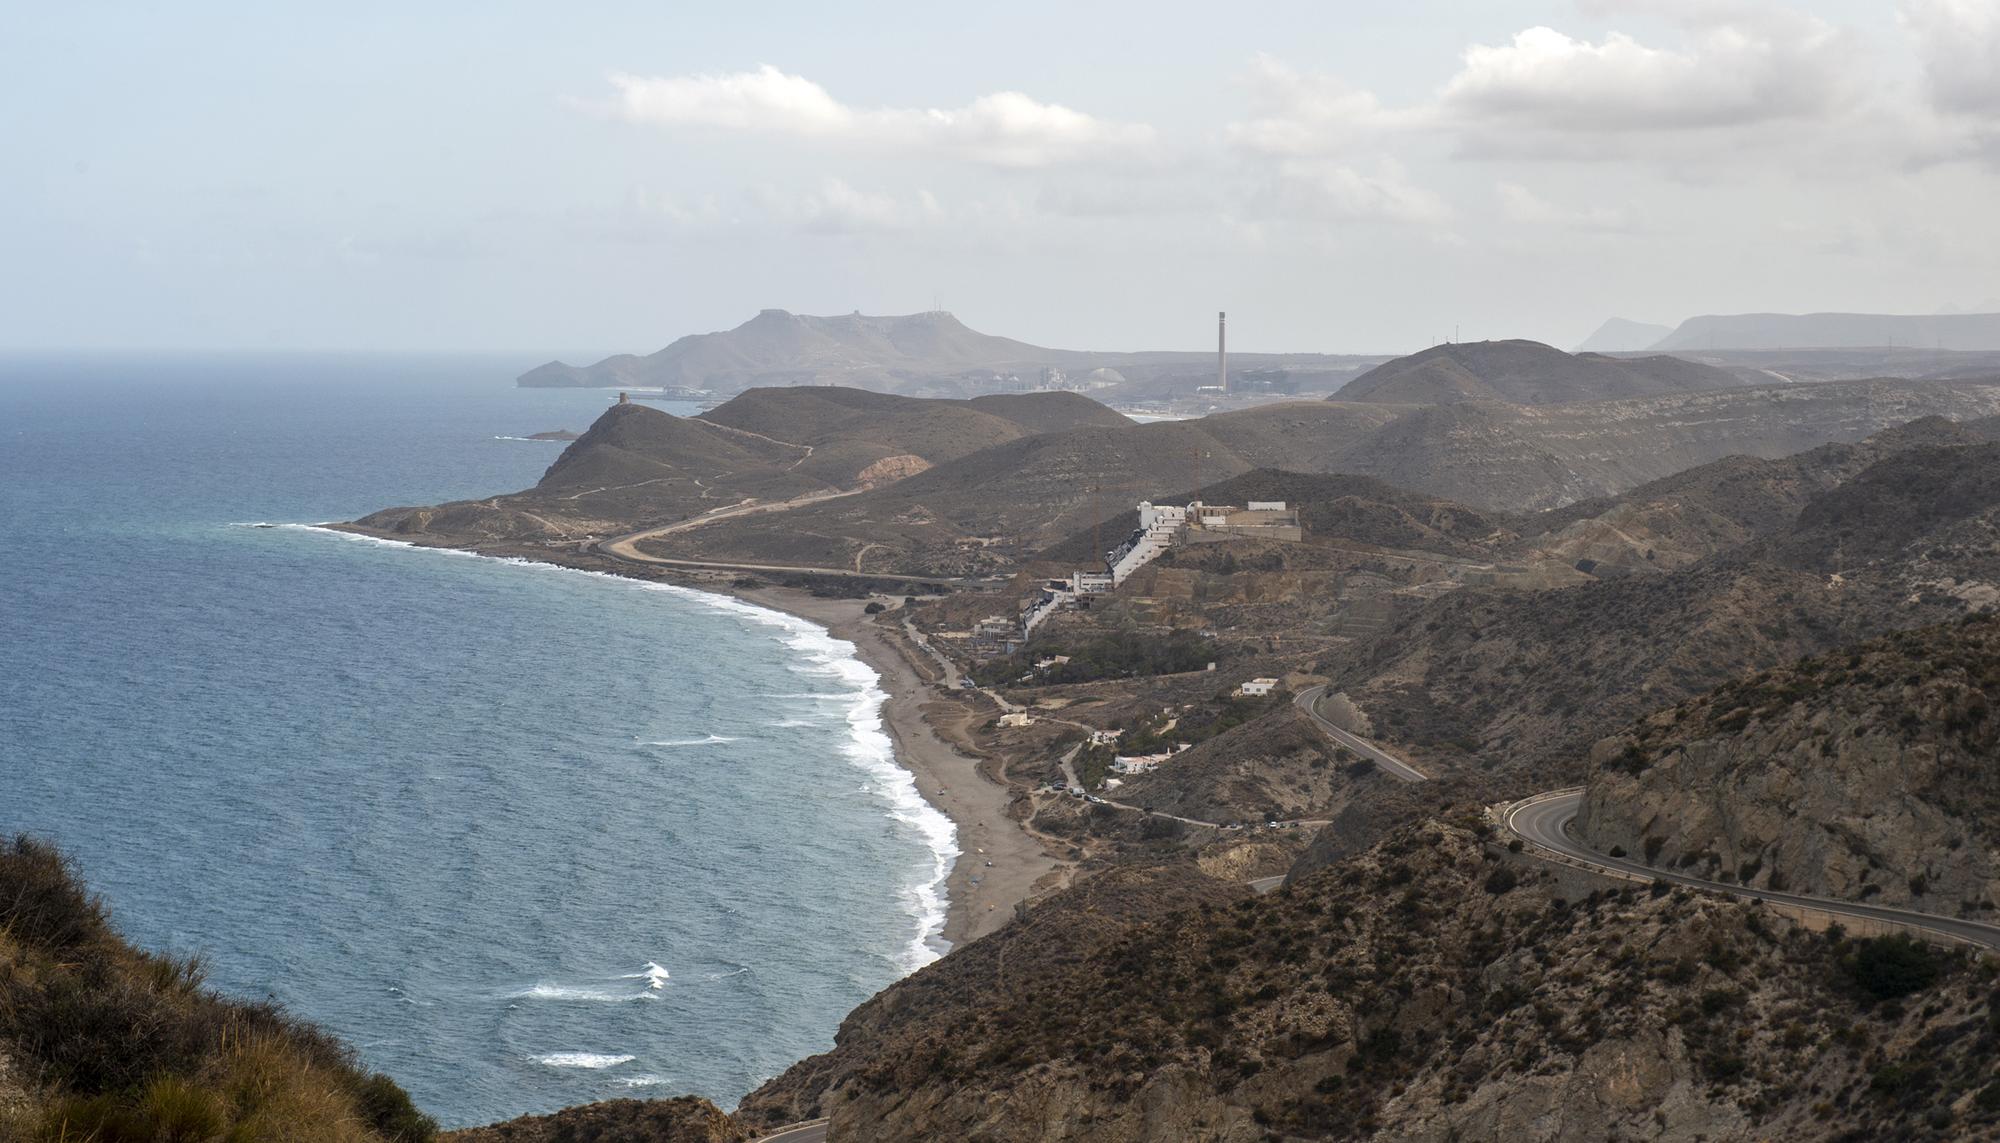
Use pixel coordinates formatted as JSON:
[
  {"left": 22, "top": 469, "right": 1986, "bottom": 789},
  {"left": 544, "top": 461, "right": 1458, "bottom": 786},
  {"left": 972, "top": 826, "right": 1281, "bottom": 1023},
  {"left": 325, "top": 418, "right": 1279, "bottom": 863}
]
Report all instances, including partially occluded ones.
[
  {"left": 1246, "top": 500, "right": 1287, "bottom": 512},
  {"left": 998, "top": 712, "right": 1031, "bottom": 728},
  {"left": 1239, "top": 677, "right": 1279, "bottom": 697},
  {"left": 1088, "top": 728, "right": 1124, "bottom": 746}
]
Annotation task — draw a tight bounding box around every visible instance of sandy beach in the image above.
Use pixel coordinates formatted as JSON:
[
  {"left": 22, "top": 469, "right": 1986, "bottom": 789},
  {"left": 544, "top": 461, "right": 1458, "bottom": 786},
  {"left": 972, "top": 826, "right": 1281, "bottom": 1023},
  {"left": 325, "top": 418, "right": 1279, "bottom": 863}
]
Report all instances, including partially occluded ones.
[{"left": 726, "top": 587, "right": 1066, "bottom": 947}]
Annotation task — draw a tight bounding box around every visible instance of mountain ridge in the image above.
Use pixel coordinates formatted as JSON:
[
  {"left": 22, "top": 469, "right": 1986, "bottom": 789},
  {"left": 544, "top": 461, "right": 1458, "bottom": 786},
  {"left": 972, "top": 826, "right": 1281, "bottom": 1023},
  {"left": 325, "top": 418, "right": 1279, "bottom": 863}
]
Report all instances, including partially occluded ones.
[{"left": 1333, "top": 339, "right": 1741, "bottom": 405}]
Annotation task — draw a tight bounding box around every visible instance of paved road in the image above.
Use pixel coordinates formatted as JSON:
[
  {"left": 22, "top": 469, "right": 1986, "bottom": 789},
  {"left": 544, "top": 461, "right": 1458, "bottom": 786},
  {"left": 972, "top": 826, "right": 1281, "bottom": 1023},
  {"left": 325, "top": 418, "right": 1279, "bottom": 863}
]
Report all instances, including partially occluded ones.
[
  {"left": 595, "top": 526, "right": 972, "bottom": 585},
  {"left": 1293, "top": 686, "right": 1427, "bottom": 782},
  {"left": 753, "top": 1119, "right": 828, "bottom": 1143},
  {"left": 1503, "top": 789, "right": 2000, "bottom": 951}
]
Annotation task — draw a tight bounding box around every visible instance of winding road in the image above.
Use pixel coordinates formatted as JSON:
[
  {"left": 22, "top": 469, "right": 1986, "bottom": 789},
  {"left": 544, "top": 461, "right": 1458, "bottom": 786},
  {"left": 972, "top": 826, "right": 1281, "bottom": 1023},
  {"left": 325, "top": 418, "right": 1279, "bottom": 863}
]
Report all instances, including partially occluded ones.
[
  {"left": 752, "top": 1119, "right": 829, "bottom": 1143},
  {"left": 1502, "top": 789, "right": 2000, "bottom": 951},
  {"left": 1293, "top": 685, "right": 1427, "bottom": 782}
]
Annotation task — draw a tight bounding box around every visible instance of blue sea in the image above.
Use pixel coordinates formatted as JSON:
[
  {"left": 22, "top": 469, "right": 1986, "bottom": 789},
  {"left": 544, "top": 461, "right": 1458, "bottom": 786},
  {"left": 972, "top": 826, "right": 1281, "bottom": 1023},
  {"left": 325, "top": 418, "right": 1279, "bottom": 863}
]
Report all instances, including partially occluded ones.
[{"left": 0, "top": 354, "right": 955, "bottom": 1127}]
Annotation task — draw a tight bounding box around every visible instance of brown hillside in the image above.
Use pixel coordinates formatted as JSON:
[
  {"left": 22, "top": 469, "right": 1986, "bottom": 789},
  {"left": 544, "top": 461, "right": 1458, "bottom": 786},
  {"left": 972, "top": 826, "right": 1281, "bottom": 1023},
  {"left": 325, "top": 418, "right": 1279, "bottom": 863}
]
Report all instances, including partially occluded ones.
[
  {"left": 739, "top": 820, "right": 2000, "bottom": 1142},
  {"left": 1578, "top": 615, "right": 2000, "bottom": 915},
  {"left": 1336, "top": 340, "right": 1741, "bottom": 405},
  {"left": 1323, "top": 439, "right": 2000, "bottom": 786}
]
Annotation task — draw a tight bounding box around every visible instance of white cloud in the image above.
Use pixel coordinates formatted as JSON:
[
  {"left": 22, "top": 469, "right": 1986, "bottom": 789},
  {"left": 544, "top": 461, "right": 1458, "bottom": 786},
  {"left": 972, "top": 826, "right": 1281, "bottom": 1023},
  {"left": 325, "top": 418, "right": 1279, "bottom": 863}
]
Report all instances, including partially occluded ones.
[
  {"left": 1901, "top": 0, "right": 2000, "bottom": 114},
  {"left": 1439, "top": 17, "right": 1861, "bottom": 135},
  {"left": 594, "top": 65, "right": 1155, "bottom": 168},
  {"left": 1495, "top": 182, "right": 1633, "bottom": 231},
  {"left": 1224, "top": 55, "right": 1420, "bottom": 157}
]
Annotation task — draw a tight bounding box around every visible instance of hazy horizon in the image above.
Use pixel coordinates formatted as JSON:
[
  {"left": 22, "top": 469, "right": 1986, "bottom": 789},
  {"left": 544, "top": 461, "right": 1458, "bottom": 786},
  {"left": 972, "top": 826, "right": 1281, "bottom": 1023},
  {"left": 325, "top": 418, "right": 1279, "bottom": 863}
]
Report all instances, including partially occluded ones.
[{"left": 6, "top": 1, "right": 1999, "bottom": 357}]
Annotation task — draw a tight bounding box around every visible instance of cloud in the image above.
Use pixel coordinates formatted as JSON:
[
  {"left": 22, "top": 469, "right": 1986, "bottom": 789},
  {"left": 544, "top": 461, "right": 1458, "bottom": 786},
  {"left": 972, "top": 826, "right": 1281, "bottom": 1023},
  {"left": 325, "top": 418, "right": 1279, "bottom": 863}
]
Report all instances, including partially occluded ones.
[
  {"left": 1256, "top": 159, "right": 1452, "bottom": 226},
  {"left": 1438, "top": 17, "right": 1862, "bottom": 136},
  {"left": 1495, "top": 182, "right": 1633, "bottom": 231},
  {"left": 1230, "top": 5, "right": 1872, "bottom": 166},
  {"left": 594, "top": 65, "right": 1155, "bottom": 168},
  {"left": 1901, "top": 0, "right": 2000, "bottom": 115},
  {"left": 1224, "top": 55, "right": 1420, "bottom": 157}
]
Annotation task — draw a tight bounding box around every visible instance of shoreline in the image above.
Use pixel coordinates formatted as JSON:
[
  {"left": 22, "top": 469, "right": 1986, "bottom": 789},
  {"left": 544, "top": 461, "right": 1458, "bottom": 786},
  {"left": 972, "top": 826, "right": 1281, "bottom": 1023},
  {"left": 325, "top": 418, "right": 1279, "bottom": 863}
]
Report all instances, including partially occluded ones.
[
  {"left": 316, "top": 524, "right": 1062, "bottom": 949},
  {"left": 723, "top": 586, "right": 1063, "bottom": 947}
]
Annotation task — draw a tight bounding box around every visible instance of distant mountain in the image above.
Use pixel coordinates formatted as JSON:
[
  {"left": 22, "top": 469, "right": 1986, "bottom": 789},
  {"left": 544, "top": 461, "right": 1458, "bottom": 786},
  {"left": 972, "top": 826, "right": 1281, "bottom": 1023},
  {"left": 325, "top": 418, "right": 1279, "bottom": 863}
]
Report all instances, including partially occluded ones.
[
  {"left": 519, "top": 309, "right": 1390, "bottom": 399},
  {"left": 1333, "top": 339, "right": 1739, "bottom": 405},
  {"left": 1655, "top": 311, "right": 2000, "bottom": 351},
  {"left": 520, "top": 309, "right": 1061, "bottom": 391},
  {"left": 1575, "top": 317, "right": 1674, "bottom": 353}
]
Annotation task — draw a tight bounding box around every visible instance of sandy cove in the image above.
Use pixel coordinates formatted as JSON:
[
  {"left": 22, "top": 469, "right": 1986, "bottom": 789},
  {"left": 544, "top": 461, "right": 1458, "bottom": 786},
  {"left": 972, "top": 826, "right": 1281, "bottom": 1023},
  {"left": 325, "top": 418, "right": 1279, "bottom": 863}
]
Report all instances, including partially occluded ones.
[
  {"left": 728, "top": 587, "right": 1068, "bottom": 947},
  {"left": 328, "top": 526, "right": 1067, "bottom": 949}
]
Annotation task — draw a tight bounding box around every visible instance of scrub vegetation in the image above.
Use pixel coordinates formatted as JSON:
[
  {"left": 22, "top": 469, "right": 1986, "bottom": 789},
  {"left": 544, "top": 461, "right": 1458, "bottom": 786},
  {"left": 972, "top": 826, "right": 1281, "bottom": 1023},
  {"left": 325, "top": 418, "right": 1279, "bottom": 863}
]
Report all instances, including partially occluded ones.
[{"left": 0, "top": 836, "right": 435, "bottom": 1143}]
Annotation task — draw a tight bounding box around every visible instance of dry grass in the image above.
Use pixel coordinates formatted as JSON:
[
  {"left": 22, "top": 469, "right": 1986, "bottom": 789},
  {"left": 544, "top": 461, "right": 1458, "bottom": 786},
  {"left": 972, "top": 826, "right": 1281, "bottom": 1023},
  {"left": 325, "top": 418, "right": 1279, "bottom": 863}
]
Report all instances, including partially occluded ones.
[{"left": 0, "top": 835, "right": 435, "bottom": 1142}]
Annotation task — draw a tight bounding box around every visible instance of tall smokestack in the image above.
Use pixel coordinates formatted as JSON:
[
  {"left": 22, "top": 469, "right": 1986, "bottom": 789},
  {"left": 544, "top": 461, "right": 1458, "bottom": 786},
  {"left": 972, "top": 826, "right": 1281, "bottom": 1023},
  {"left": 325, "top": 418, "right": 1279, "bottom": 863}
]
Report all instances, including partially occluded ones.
[{"left": 1217, "top": 311, "right": 1227, "bottom": 393}]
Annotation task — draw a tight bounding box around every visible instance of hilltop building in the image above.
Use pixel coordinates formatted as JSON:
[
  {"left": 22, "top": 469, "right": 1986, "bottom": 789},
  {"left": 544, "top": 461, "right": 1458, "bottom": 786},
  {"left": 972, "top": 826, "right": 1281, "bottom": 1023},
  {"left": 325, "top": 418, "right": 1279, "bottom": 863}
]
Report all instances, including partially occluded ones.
[{"left": 1015, "top": 499, "right": 1304, "bottom": 641}]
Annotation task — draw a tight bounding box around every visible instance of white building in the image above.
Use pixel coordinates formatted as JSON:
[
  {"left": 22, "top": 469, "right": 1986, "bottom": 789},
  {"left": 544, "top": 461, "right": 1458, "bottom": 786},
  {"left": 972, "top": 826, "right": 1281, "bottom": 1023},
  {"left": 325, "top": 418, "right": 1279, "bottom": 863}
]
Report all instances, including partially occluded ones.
[{"left": 1239, "top": 678, "right": 1280, "bottom": 697}]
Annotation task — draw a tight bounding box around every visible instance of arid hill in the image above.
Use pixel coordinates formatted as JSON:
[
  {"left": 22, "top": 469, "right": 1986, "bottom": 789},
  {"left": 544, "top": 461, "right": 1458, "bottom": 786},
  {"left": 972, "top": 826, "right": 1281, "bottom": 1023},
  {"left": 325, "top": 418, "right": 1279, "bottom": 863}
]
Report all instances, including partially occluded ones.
[
  {"left": 1334, "top": 339, "right": 1739, "bottom": 405},
  {"left": 653, "top": 381, "right": 2000, "bottom": 576},
  {"left": 443, "top": 1097, "right": 743, "bottom": 1143},
  {"left": 1578, "top": 616, "right": 2000, "bottom": 917},
  {"left": 349, "top": 388, "right": 1131, "bottom": 547},
  {"left": 1513, "top": 414, "right": 1993, "bottom": 576},
  {"left": 699, "top": 385, "right": 1131, "bottom": 486},
  {"left": 1323, "top": 439, "right": 2000, "bottom": 786},
  {"left": 1039, "top": 469, "right": 1518, "bottom": 567},
  {"left": 739, "top": 819, "right": 2000, "bottom": 1142}
]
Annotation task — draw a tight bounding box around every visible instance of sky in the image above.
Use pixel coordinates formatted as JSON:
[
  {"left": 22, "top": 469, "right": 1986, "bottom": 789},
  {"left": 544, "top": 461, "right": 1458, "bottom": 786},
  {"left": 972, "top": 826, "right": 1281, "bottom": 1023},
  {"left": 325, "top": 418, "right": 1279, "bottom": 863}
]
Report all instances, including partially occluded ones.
[{"left": 4, "top": 0, "right": 1999, "bottom": 356}]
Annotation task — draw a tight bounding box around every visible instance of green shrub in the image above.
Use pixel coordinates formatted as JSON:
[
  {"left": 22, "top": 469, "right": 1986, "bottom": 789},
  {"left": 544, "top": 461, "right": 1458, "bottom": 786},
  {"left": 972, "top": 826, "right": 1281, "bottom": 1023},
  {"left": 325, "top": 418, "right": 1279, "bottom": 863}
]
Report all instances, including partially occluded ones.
[
  {"left": 0, "top": 835, "right": 111, "bottom": 954},
  {"left": 353, "top": 1072, "right": 439, "bottom": 1142},
  {"left": 1842, "top": 935, "right": 1941, "bottom": 1001}
]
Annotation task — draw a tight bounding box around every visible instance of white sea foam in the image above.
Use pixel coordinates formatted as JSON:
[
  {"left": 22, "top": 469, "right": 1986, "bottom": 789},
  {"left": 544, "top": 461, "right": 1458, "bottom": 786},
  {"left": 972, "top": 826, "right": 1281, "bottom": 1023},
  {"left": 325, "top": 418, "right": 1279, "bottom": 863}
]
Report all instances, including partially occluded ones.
[
  {"left": 619, "top": 1074, "right": 672, "bottom": 1087},
  {"left": 621, "top": 961, "right": 671, "bottom": 990},
  {"left": 493, "top": 435, "right": 567, "bottom": 442},
  {"left": 512, "top": 983, "right": 657, "bottom": 1003},
  {"left": 280, "top": 524, "right": 962, "bottom": 974},
  {"left": 644, "top": 734, "right": 737, "bottom": 747},
  {"left": 639, "top": 734, "right": 738, "bottom": 747},
  {"left": 535, "top": 1052, "right": 635, "bottom": 1069}
]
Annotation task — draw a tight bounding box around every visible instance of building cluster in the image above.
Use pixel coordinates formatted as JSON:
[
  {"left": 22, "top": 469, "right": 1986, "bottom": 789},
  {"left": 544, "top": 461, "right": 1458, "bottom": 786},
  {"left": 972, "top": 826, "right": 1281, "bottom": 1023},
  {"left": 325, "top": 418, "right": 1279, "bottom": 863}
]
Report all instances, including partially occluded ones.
[{"left": 1012, "top": 499, "right": 1302, "bottom": 643}]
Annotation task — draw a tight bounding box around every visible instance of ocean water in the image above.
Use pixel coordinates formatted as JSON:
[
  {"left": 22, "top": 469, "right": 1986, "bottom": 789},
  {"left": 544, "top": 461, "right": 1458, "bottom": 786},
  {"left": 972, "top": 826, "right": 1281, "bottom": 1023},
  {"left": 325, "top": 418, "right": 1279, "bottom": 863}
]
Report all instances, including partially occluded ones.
[{"left": 0, "top": 355, "right": 955, "bottom": 1127}]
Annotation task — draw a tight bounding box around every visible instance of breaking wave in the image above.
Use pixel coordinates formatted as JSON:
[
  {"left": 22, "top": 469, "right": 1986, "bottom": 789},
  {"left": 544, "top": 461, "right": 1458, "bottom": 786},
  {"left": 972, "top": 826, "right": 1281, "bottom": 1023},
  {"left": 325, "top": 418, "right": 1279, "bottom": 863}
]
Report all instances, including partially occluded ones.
[
  {"left": 535, "top": 1052, "right": 634, "bottom": 1069},
  {"left": 639, "top": 735, "right": 737, "bottom": 747}
]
